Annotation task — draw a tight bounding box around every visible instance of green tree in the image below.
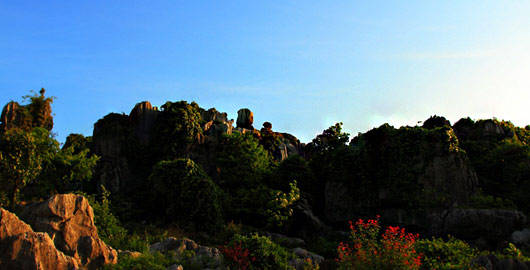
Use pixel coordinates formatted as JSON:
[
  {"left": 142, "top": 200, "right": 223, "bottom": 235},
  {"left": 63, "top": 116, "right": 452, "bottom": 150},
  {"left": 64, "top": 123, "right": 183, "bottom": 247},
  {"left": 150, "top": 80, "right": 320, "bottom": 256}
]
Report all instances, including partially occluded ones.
[
  {"left": 32, "top": 146, "right": 99, "bottom": 196},
  {"left": 149, "top": 158, "right": 223, "bottom": 232},
  {"left": 306, "top": 122, "right": 350, "bottom": 156},
  {"left": 215, "top": 132, "right": 273, "bottom": 190},
  {"left": 0, "top": 128, "right": 52, "bottom": 208},
  {"left": 151, "top": 101, "right": 203, "bottom": 159}
]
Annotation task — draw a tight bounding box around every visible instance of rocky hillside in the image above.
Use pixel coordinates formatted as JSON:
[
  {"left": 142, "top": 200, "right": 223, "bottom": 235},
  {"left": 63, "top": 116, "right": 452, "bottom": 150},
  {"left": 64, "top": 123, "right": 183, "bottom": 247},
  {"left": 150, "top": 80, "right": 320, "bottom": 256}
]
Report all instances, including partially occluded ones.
[{"left": 1, "top": 93, "right": 529, "bottom": 269}]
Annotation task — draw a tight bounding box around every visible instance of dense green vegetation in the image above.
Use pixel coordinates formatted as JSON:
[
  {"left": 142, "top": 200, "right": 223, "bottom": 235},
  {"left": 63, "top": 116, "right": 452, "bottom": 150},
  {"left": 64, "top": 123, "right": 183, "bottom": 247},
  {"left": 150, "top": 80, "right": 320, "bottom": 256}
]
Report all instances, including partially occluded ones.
[{"left": 1, "top": 90, "right": 529, "bottom": 269}]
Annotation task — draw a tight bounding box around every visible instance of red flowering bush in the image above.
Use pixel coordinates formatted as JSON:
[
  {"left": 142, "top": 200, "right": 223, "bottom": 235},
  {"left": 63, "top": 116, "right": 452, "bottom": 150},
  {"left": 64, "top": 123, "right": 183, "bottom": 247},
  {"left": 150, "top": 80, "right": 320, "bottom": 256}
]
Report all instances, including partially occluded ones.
[
  {"left": 220, "top": 234, "right": 293, "bottom": 269},
  {"left": 337, "top": 216, "right": 422, "bottom": 270},
  {"left": 220, "top": 241, "right": 255, "bottom": 270}
]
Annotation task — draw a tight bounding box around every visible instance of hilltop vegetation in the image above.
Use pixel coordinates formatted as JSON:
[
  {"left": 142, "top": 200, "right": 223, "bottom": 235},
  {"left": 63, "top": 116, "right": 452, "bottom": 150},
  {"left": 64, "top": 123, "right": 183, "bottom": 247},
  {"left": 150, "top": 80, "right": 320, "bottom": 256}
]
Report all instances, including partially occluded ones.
[{"left": 1, "top": 91, "right": 529, "bottom": 269}]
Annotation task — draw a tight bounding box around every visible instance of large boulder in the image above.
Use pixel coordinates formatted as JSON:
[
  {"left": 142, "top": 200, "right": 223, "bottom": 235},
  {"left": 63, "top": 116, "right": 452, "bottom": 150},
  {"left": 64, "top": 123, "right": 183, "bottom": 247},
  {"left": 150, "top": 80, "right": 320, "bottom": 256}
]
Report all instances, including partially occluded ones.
[
  {"left": 511, "top": 229, "right": 530, "bottom": 248},
  {"left": 19, "top": 194, "right": 118, "bottom": 269},
  {"left": 0, "top": 208, "right": 80, "bottom": 270},
  {"left": 236, "top": 108, "right": 254, "bottom": 130}
]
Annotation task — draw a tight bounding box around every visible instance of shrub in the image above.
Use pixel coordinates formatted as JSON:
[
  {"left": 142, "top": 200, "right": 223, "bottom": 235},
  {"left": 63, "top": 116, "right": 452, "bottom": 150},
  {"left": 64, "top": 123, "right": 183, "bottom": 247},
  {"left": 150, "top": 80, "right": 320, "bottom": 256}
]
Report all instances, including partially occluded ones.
[
  {"left": 222, "top": 234, "right": 294, "bottom": 269},
  {"left": 266, "top": 180, "right": 300, "bottom": 228},
  {"left": 414, "top": 236, "right": 478, "bottom": 270},
  {"left": 81, "top": 188, "right": 129, "bottom": 250},
  {"left": 104, "top": 252, "right": 170, "bottom": 270},
  {"left": 336, "top": 216, "right": 421, "bottom": 270},
  {"left": 149, "top": 158, "right": 223, "bottom": 232}
]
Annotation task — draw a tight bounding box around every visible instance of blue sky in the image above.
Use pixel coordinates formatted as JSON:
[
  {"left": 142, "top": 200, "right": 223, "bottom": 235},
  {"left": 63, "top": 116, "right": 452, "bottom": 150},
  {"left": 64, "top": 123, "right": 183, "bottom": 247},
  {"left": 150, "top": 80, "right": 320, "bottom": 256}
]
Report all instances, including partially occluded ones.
[{"left": 1, "top": 1, "right": 529, "bottom": 143}]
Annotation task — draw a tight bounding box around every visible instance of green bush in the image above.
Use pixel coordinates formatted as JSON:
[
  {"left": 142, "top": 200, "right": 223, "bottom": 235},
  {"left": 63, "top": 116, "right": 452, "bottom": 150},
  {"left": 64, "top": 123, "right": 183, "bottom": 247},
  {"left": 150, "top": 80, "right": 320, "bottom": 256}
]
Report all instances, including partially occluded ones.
[
  {"left": 151, "top": 100, "right": 203, "bottom": 159},
  {"left": 222, "top": 234, "right": 294, "bottom": 269},
  {"left": 414, "top": 236, "right": 478, "bottom": 270},
  {"left": 104, "top": 252, "right": 170, "bottom": 270},
  {"left": 467, "top": 193, "right": 516, "bottom": 209},
  {"left": 266, "top": 180, "right": 300, "bottom": 229},
  {"left": 271, "top": 155, "right": 316, "bottom": 194},
  {"left": 215, "top": 132, "right": 273, "bottom": 190},
  {"left": 81, "top": 188, "right": 129, "bottom": 250},
  {"left": 149, "top": 158, "right": 223, "bottom": 232}
]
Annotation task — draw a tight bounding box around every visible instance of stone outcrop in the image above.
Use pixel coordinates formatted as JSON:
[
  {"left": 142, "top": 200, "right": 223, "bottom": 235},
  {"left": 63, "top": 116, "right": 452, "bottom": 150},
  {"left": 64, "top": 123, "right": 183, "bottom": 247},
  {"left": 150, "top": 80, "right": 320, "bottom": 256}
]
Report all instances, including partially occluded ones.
[
  {"left": 0, "top": 89, "right": 54, "bottom": 132},
  {"left": 19, "top": 194, "right": 118, "bottom": 269},
  {"left": 92, "top": 113, "right": 132, "bottom": 194},
  {"left": 325, "top": 181, "right": 357, "bottom": 223},
  {"left": 290, "top": 247, "right": 325, "bottom": 269},
  {"left": 453, "top": 118, "right": 511, "bottom": 141},
  {"left": 472, "top": 254, "right": 530, "bottom": 270},
  {"left": 324, "top": 125, "right": 479, "bottom": 229},
  {"left": 150, "top": 237, "right": 223, "bottom": 269},
  {"left": 236, "top": 108, "right": 254, "bottom": 130},
  {"left": 288, "top": 198, "right": 329, "bottom": 239},
  {"left": 0, "top": 101, "right": 22, "bottom": 131},
  {"left": 419, "top": 152, "right": 478, "bottom": 206},
  {"left": 201, "top": 108, "right": 233, "bottom": 142},
  {"left": 511, "top": 228, "right": 530, "bottom": 248},
  {"left": 129, "top": 101, "right": 160, "bottom": 145},
  {"left": 0, "top": 208, "right": 80, "bottom": 270},
  {"left": 428, "top": 209, "right": 527, "bottom": 242}
]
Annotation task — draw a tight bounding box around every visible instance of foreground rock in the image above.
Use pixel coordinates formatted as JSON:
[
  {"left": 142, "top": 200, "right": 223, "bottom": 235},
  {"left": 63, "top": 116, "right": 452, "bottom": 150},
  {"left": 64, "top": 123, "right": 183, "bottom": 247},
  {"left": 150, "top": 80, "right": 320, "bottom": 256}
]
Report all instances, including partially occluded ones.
[
  {"left": 290, "top": 247, "right": 325, "bottom": 269},
  {"left": 20, "top": 194, "right": 118, "bottom": 269},
  {"left": 0, "top": 208, "right": 80, "bottom": 270},
  {"left": 150, "top": 237, "right": 223, "bottom": 269}
]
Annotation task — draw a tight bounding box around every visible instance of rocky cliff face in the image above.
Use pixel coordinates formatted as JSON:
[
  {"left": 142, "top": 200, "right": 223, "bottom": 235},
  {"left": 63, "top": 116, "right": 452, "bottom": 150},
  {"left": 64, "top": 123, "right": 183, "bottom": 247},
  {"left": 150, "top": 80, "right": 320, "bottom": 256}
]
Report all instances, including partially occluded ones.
[
  {"left": 324, "top": 125, "right": 479, "bottom": 227},
  {"left": 419, "top": 152, "right": 478, "bottom": 206},
  {"left": 92, "top": 113, "right": 132, "bottom": 194},
  {"left": 0, "top": 194, "right": 117, "bottom": 270},
  {"left": 91, "top": 103, "right": 304, "bottom": 195},
  {"left": 129, "top": 101, "right": 160, "bottom": 145}
]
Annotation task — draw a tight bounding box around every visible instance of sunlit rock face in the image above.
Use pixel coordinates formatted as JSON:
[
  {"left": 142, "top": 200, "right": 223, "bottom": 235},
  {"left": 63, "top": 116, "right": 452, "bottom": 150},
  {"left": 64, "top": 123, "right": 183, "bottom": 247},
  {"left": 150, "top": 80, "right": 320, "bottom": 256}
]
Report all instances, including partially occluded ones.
[
  {"left": 20, "top": 194, "right": 118, "bottom": 269},
  {"left": 236, "top": 108, "right": 254, "bottom": 130},
  {"left": 0, "top": 207, "right": 80, "bottom": 270},
  {"left": 0, "top": 194, "right": 117, "bottom": 270}
]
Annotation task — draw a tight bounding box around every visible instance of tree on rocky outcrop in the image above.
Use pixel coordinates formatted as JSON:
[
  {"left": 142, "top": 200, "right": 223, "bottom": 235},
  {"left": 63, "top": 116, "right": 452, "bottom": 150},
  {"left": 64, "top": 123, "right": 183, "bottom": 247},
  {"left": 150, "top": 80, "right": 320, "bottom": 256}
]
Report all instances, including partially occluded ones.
[
  {"left": 214, "top": 132, "right": 280, "bottom": 225},
  {"left": 423, "top": 115, "right": 451, "bottom": 129},
  {"left": 306, "top": 122, "right": 349, "bottom": 157},
  {"left": 453, "top": 118, "right": 530, "bottom": 215},
  {"left": 63, "top": 133, "right": 92, "bottom": 154},
  {"left": 151, "top": 101, "right": 203, "bottom": 159},
  {"left": 259, "top": 122, "right": 283, "bottom": 160},
  {"left": 215, "top": 132, "right": 273, "bottom": 190},
  {"left": 149, "top": 158, "right": 223, "bottom": 232},
  {"left": 0, "top": 88, "right": 54, "bottom": 132}
]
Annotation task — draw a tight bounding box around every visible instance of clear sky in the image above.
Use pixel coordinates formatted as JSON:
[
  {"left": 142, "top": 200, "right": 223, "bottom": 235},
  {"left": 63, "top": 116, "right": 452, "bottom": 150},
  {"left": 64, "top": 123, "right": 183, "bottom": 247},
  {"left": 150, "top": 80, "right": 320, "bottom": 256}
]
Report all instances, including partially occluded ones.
[{"left": 1, "top": 1, "right": 529, "bottom": 143}]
